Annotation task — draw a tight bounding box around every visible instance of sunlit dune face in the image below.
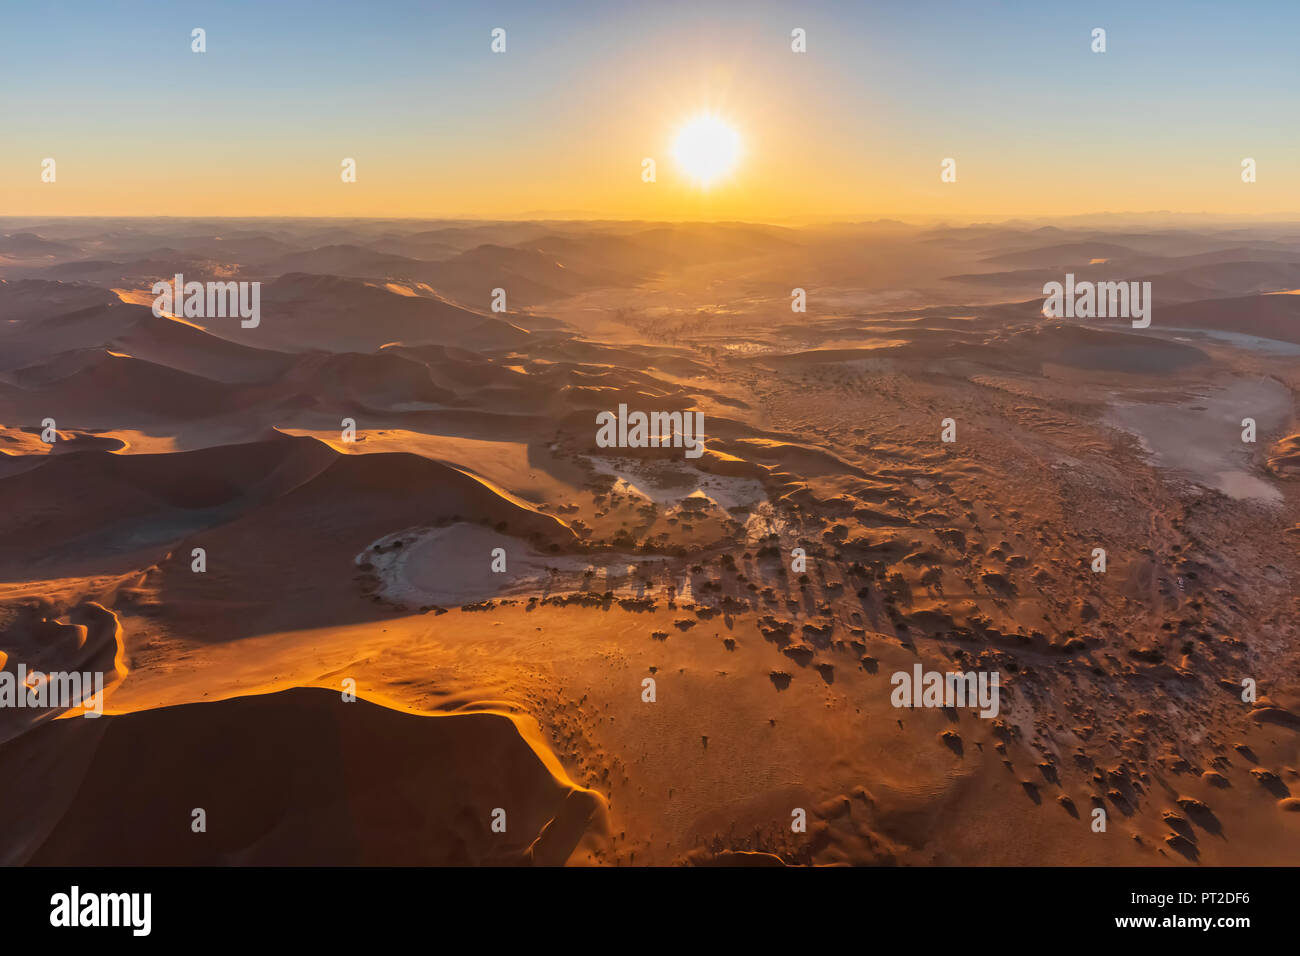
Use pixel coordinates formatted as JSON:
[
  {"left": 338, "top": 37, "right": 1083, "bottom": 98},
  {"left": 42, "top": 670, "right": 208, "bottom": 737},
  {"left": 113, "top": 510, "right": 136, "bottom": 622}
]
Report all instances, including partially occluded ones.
[{"left": 671, "top": 114, "right": 741, "bottom": 187}]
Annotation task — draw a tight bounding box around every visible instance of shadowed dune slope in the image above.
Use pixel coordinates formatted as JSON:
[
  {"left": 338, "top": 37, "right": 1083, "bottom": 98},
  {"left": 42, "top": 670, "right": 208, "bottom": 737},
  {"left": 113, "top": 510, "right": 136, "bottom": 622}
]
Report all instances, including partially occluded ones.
[
  {"left": 0, "top": 434, "right": 573, "bottom": 582},
  {"left": 0, "top": 687, "right": 607, "bottom": 865},
  {"left": 0, "top": 350, "right": 254, "bottom": 424},
  {"left": 218, "top": 273, "right": 533, "bottom": 353},
  {"left": 1165, "top": 292, "right": 1300, "bottom": 344},
  {"left": 0, "top": 277, "right": 117, "bottom": 322}
]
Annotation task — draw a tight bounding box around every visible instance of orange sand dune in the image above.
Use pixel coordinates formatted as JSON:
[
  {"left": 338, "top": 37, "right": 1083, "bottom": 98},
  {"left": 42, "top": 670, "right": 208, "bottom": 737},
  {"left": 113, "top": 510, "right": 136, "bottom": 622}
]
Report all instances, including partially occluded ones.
[
  {"left": 0, "top": 686, "right": 607, "bottom": 865},
  {"left": 0, "top": 601, "right": 126, "bottom": 744},
  {"left": 1270, "top": 433, "right": 1300, "bottom": 477},
  {"left": 0, "top": 434, "right": 571, "bottom": 584}
]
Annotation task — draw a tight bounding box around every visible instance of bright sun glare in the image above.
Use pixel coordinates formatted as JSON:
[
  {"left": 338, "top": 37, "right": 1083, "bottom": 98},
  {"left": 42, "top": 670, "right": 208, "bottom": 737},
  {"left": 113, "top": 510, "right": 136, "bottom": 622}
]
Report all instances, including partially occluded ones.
[{"left": 672, "top": 114, "right": 741, "bottom": 187}]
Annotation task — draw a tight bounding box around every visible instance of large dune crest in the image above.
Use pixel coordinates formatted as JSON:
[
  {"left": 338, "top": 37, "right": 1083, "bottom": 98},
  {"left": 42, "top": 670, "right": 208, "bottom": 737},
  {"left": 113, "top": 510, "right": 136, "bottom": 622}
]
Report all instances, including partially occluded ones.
[{"left": 0, "top": 687, "right": 608, "bottom": 865}]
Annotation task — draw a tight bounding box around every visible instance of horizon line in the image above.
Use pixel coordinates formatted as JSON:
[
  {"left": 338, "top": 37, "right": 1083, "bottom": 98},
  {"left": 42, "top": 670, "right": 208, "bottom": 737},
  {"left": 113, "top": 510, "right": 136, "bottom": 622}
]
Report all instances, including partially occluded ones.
[{"left": 6, "top": 211, "right": 1300, "bottom": 227}]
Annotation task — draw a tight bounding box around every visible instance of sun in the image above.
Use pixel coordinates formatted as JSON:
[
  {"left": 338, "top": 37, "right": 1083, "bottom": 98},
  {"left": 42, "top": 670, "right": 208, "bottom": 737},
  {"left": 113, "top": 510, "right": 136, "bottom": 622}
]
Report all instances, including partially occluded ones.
[{"left": 671, "top": 113, "right": 742, "bottom": 187}]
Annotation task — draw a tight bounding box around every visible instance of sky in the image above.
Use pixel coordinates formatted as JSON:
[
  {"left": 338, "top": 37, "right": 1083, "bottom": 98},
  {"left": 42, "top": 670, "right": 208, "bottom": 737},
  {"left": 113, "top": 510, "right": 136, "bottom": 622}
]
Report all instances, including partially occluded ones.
[{"left": 2, "top": 0, "right": 1297, "bottom": 220}]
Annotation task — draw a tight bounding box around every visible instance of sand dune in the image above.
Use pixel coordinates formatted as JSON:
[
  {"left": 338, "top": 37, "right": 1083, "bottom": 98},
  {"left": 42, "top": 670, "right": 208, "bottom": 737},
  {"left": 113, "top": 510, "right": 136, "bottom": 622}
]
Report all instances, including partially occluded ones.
[
  {"left": 0, "top": 293, "right": 143, "bottom": 370},
  {"left": 0, "top": 434, "right": 572, "bottom": 585},
  {"left": 0, "top": 277, "right": 115, "bottom": 320},
  {"left": 1270, "top": 433, "right": 1300, "bottom": 477},
  {"left": 278, "top": 350, "right": 457, "bottom": 409},
  {"left": 224, "top": 273, "right": 532, "bottom": 353},
  {"left": 108, "top": 309, "right": 298, "bottom": 384},
  {"left": 0, "top": 687, "right": 607, "bottom": 865},
  {"left": 0, "top": 601, "right": 126, "bottom": 744},
  {"left": 1, "top": 218, "right": 1298, "bottom": 868},
  {"left": 0, "top": 233, "right": 84, "bottom": 259},
  {"left": 1165, "top": 292, "right": 1300, "bottom": 344},
  {"left": 0, "top": 350, "right": 253, "bottom": 426}
]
